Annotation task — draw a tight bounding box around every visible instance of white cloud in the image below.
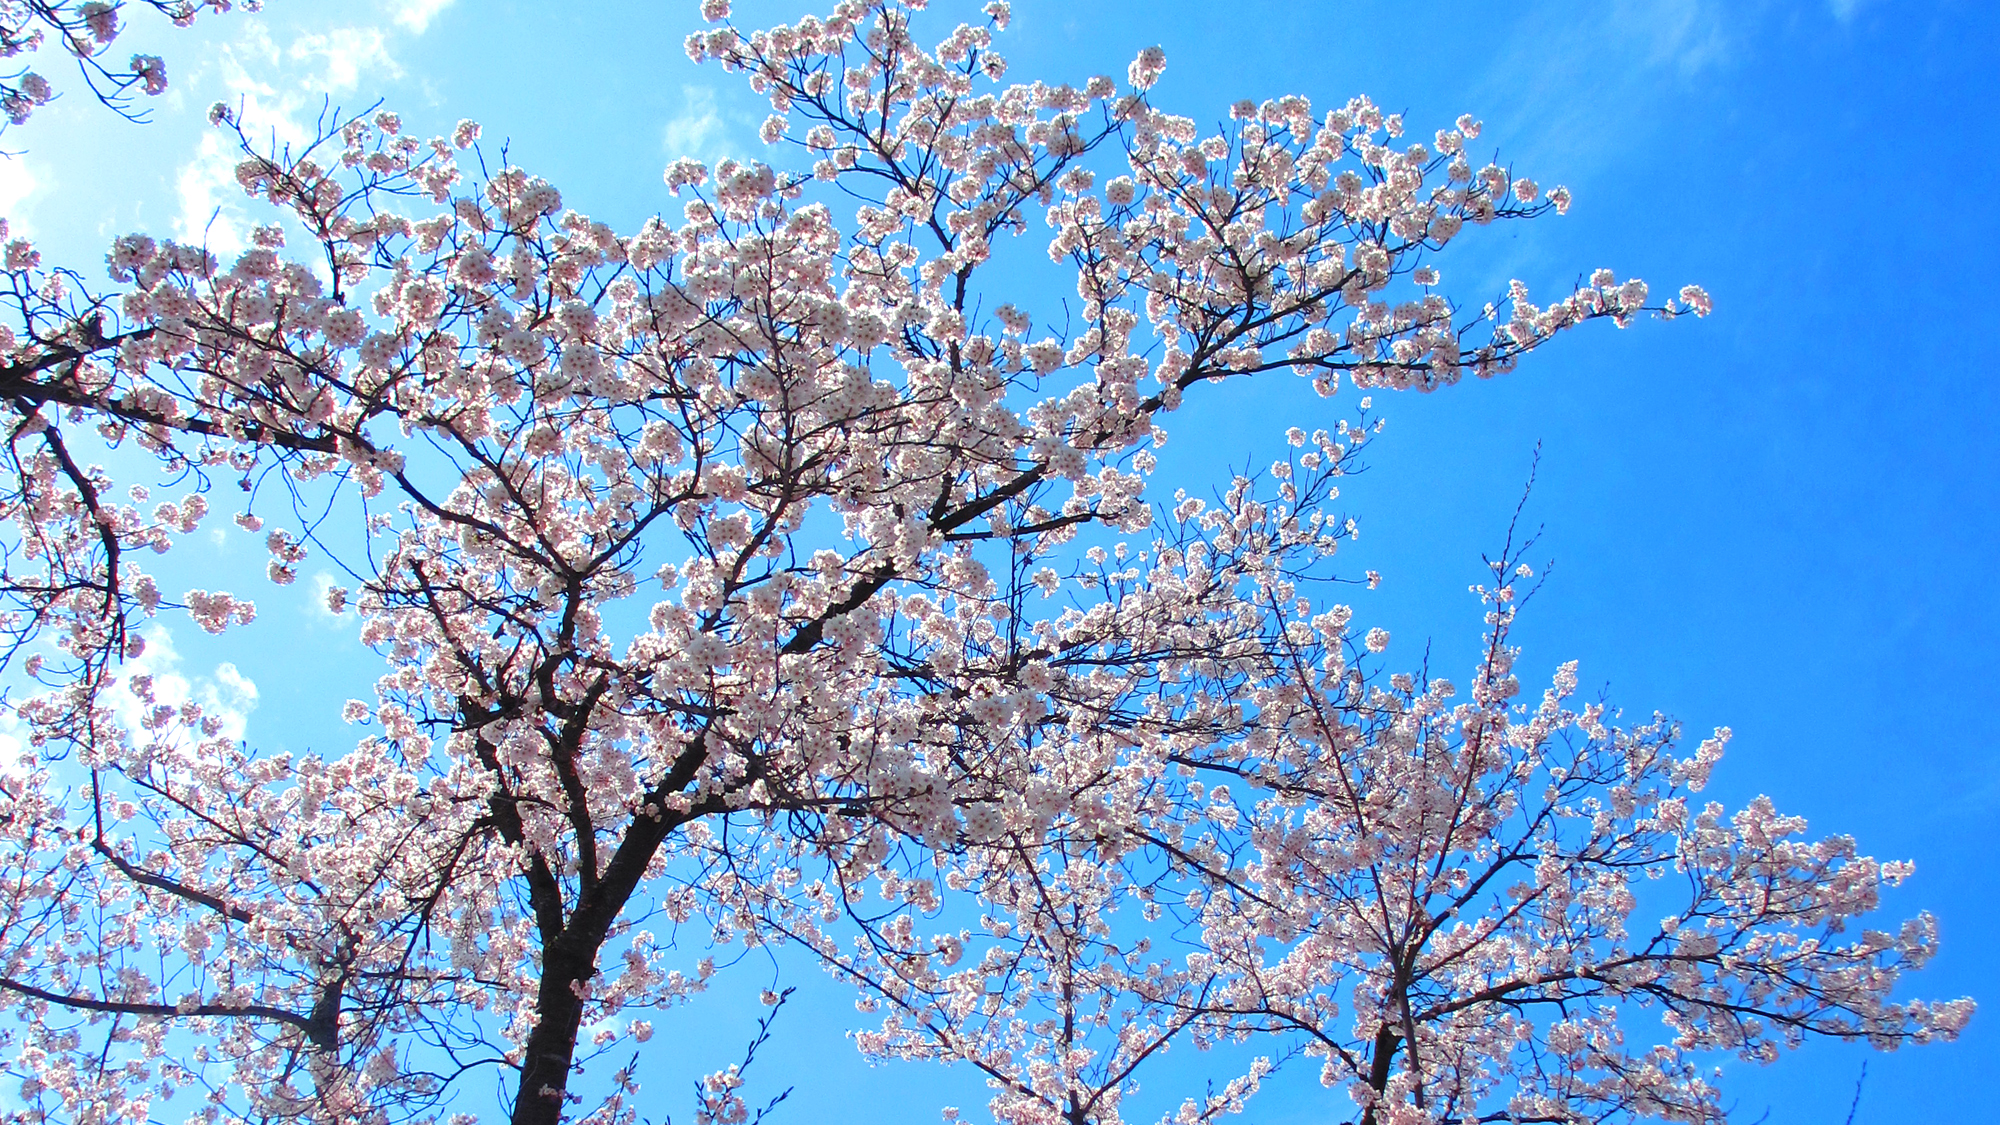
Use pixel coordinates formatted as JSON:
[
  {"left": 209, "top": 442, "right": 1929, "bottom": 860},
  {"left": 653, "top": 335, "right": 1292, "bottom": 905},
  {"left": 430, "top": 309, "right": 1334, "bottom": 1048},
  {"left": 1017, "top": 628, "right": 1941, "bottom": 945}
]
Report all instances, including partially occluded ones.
[
  {"left": 173, "top": 21, "right": 403, "bottom": 260},
  {"left": 290, "top": 27, "right": 401, "bottom": 94},
  {"left": 209, "top": 662, "right": 260, "bottom": 721},
  {"left": 663, "top": 85, "right": 734, "bottom": 164},
  {"left": 392, "top": 0, "right": 458, "bottom": 35},
  {"left": 1827, "top": 0, "right": 1874, "bottom": 21},
  {"left": 109, "top": 626, "right": 259, "bottom": 745},
  {"left": 0, "top": 709, "right": 29, "bottom": 787},
  {"left": 1456, "top": 0, "right": 1745, "bottom": 188},
  {"left": 309, "top": 570, "right": 354, "bottom": 626},
  {"left": 175, "top": 131, "right": 250, "bottom": 259},
  {"left": 1613, "top": 0, "right": 1731, "bottom": 75},
  {"left": 0, "top": 154, "right": 40, "bottom": 238}
]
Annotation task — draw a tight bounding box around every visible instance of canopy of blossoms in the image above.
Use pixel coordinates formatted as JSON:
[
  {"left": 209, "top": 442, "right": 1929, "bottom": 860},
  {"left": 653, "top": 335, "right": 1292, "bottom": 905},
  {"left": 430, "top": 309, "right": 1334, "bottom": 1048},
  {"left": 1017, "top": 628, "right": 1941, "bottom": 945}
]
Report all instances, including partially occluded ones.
[{"left": 0, "top": 2, "right": 1966, "bottom": 1124}]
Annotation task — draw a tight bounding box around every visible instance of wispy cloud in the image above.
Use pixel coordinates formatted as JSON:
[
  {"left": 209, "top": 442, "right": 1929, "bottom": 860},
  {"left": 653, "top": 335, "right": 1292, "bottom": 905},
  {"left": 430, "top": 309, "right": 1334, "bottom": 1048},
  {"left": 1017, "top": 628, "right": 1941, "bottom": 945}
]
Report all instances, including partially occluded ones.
[
  {"left": 1827, "top": 0, "right": 1875, "bottom": 21},
  {"left": 172, "top": 21, "right": 403, "bottom": 258},
  {"left": 1459, "top": 0, "right": 1741, "bottom": 183},
  {"left": 1616, "top": 0, "right": 1733, "bottom": 75},
  {"left": 309, "top": 570, "right": 359, "bottom": 628},
  {"left": 0, "top": 154, "right": 41, "bottom": 238},
  {"left": 290, "top": 27, "right": 401, "bottom": 94},
  {"left": 392, "top": 0, "right": 458, "bottom": 35},
  {"left": 175, "top": 131, "right": 253, "bottom": 258},
  {"left": 663, "top": 85, "right": 738, "bottom": 164},
  {"left": 0, "top": 710, "right": 30, "bottom": 785},
  {"left": 108, "top": 626, "right": 260, "bottom": 744}
]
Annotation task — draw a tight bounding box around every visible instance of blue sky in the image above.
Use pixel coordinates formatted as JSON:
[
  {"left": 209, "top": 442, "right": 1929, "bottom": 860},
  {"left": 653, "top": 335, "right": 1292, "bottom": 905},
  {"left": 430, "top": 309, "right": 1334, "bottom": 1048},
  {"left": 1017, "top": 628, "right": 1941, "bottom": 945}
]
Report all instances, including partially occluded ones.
[{"left": 4, "top": 0, "right": 1994, "bottom": 1121}]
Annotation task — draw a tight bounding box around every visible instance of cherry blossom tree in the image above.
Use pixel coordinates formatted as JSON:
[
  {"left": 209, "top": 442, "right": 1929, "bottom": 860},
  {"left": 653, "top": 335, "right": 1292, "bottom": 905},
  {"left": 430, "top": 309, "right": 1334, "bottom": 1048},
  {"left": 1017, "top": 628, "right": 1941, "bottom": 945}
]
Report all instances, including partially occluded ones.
[
  {"left": 0, "top": 2, "right": 1967, "bottom": 1124},
  {"left": 818, "top": 492, "right": 1974, "bottom": 1125}
]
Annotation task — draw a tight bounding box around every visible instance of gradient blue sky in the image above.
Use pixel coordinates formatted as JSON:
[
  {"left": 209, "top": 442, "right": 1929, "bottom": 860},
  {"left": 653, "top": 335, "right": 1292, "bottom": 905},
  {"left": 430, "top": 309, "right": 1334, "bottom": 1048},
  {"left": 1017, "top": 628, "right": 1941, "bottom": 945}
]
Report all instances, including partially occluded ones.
[{"left": 5, "top": 0, "right": 1993, "bottom": 1121}]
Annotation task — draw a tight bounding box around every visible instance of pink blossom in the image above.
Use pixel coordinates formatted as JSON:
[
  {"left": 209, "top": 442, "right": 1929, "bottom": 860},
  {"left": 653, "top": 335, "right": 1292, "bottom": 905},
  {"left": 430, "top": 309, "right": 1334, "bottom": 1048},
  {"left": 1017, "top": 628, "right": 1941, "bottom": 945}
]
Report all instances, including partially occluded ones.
[{"left": 130, "top": 53, "right": 166, "bottom": 95}]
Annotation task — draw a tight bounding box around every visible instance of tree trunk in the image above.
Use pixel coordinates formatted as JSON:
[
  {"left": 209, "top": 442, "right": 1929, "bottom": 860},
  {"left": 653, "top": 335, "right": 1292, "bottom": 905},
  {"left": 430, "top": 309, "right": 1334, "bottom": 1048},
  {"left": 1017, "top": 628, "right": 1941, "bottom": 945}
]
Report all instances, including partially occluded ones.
[
  {"left": 1356, "top": 1024, "right": 1402, "bottom": 1125},
  {"left": 511, "top": 934, "right": 599, "bottom": 1125},
  {"left": 503, "top": 737, "right": 709, "bottom": 1125}
]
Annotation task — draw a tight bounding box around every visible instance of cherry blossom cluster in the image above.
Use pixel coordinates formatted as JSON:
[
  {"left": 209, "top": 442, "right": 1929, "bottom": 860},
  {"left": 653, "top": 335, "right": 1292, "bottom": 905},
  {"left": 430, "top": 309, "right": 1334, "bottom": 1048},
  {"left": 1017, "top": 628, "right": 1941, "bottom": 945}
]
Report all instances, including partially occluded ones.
[{"left": 0, "top": 0, "right": 254, "bottom": 129}]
